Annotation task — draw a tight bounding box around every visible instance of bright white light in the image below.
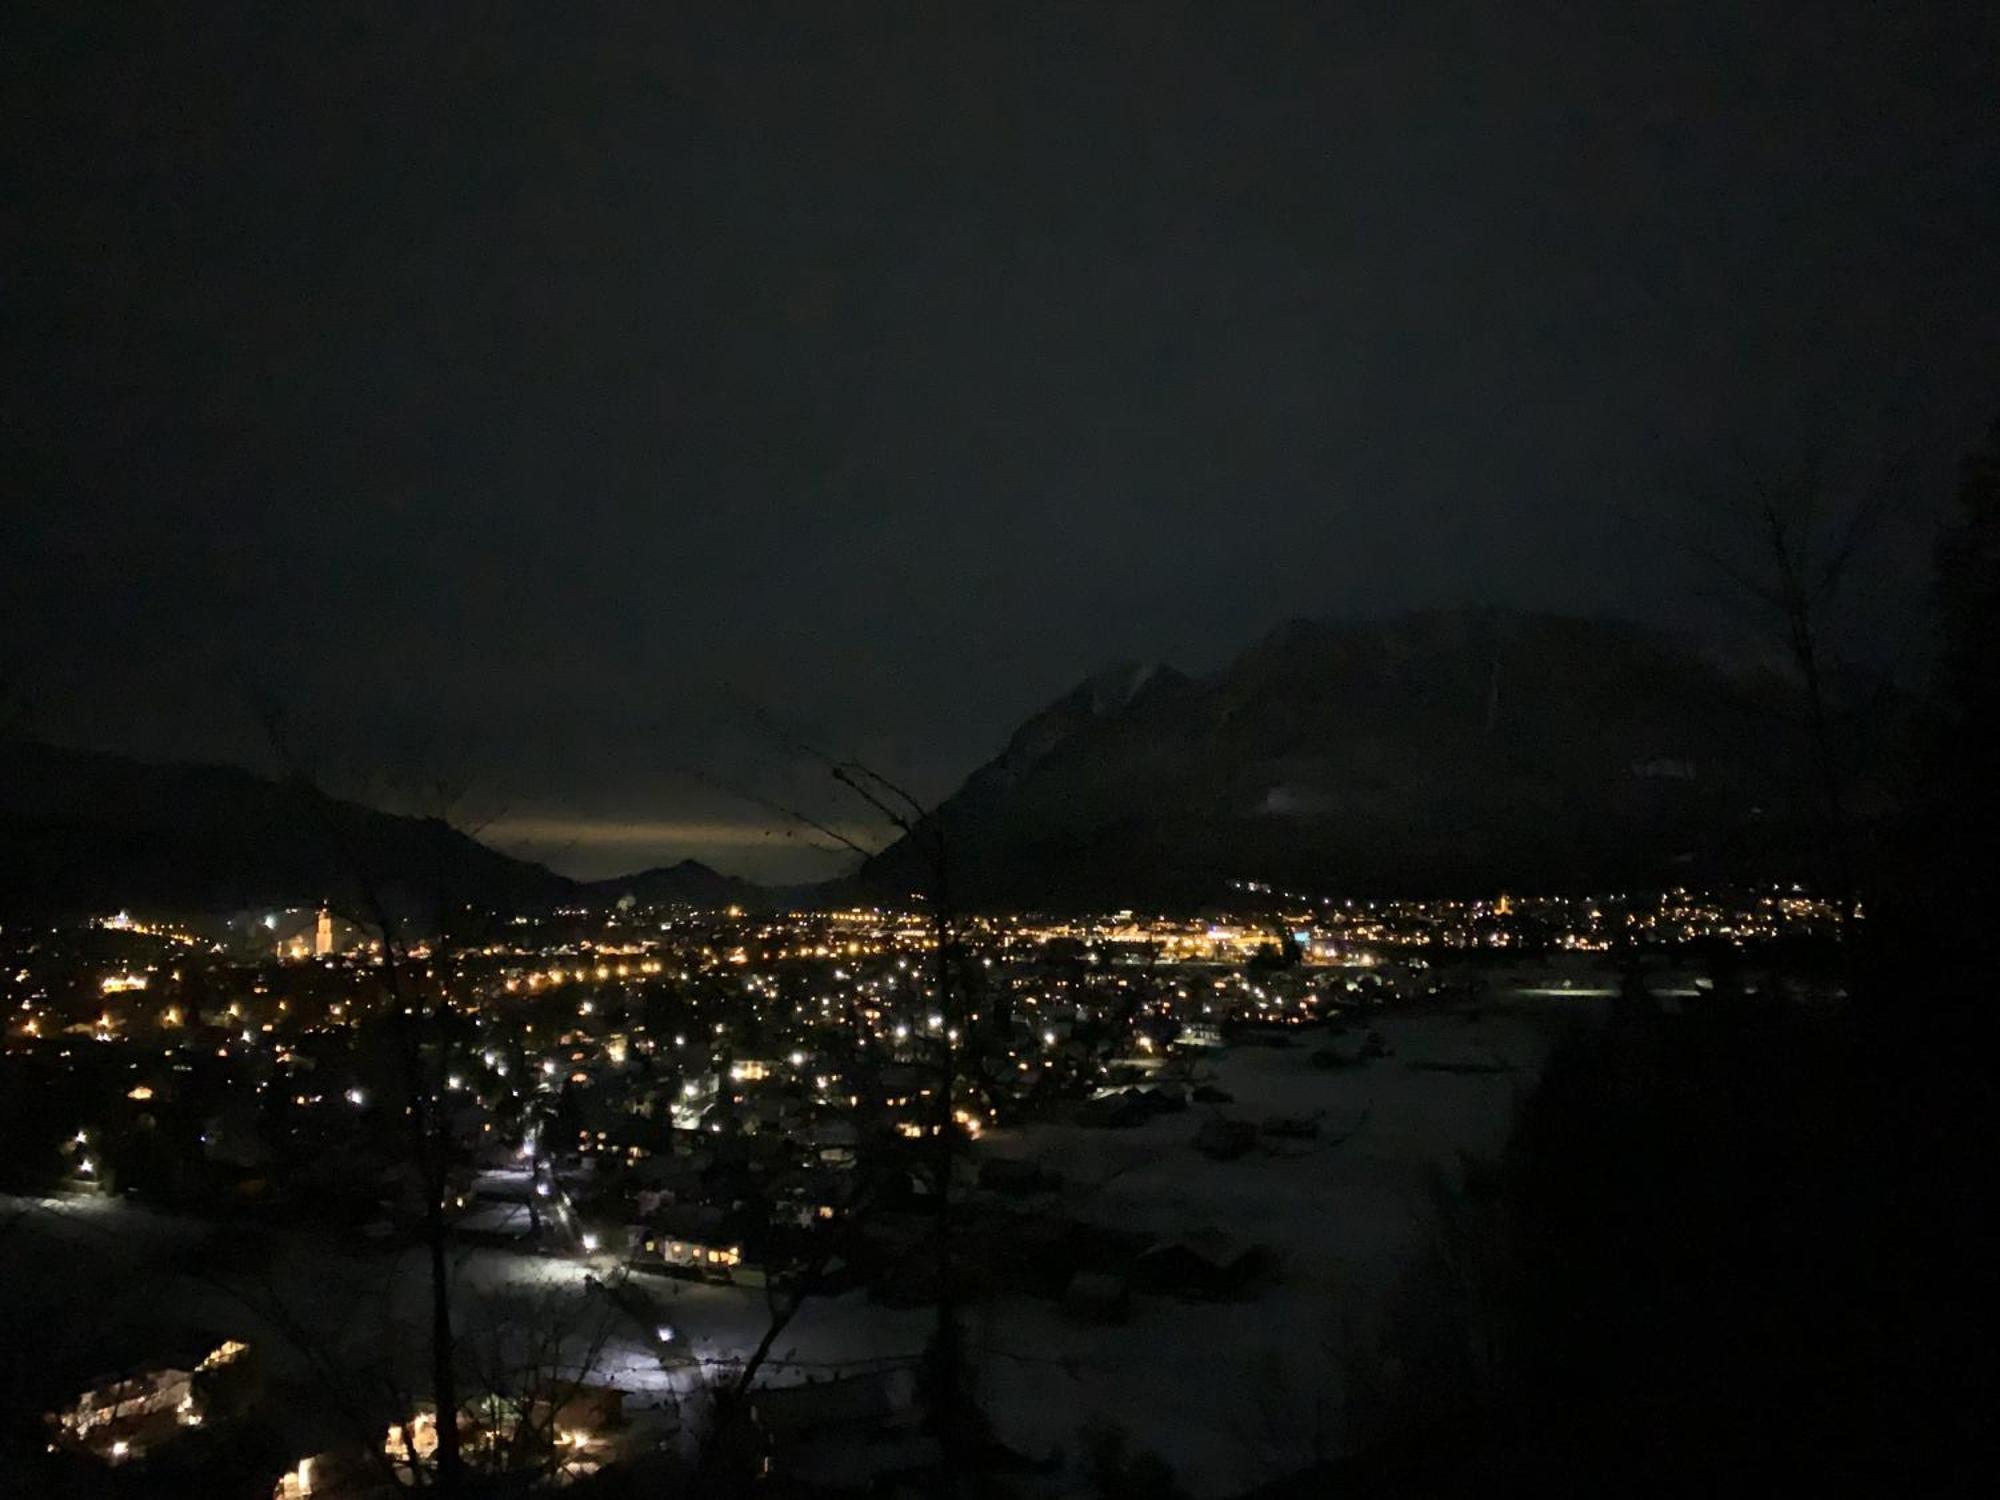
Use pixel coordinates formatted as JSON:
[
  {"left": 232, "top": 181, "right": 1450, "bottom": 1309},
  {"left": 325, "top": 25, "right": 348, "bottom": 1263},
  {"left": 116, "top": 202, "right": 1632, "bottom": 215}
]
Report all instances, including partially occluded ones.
[
  {"left": 580, "top": 1232, "right": 600, "bottom": 1252},
  {"left": 656, "top": 1325, "right": 675, "bottom": 1343},
  {"left": 788, "top": 1050, "right": 806, "bottom": 1067},
  {"left": 77, "top": 1157, "right": 94, "bottom": 1176},
  {"left": 1043, "top": 1030, "right": 1057, "bottom": 1045},
  {"left": 536, "top": 1181, "right": 552, "bottom": 1197},
  {"left": 927, "top": 1013, "right": 943, "bottom": 1031},
  {"left": 447, "top": 1075, "right": 464, "bottom": 1091},
  {"left": 346, "top": 1088, "right": 365, "bottom": 1106}
]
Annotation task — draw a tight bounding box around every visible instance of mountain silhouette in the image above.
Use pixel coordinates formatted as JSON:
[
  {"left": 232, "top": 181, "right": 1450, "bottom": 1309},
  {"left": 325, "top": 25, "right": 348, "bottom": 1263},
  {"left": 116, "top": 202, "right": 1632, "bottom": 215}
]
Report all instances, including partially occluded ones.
[{"left": 859, "top": 610, "right": 1822, "bottom": 907}]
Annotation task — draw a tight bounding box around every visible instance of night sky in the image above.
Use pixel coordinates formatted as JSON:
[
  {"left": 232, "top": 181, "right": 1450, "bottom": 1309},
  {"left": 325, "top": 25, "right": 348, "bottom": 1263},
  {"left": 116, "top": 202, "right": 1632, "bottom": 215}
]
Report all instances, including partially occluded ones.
[{"left": 6, "top": 2, "right": 1996, "bottom": 879}]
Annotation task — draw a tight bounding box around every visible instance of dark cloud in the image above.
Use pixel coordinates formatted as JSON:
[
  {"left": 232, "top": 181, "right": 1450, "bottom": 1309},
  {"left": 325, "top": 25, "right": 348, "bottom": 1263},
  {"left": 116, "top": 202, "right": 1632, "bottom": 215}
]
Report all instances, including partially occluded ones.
[{"left": 6, "top": 1, "right": 1996, "bottom": 879}]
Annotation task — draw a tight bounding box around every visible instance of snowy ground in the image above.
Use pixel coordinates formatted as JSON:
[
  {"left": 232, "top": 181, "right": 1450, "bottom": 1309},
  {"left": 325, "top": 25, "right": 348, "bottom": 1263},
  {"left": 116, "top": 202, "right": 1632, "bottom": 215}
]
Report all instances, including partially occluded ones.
[
  {"left": 638, "top": 983, "right": 1593, "bottom": 1492},
  {"left": 5, "top": 978, "right": 1598, "bottom": 1494},
  {"left": 960, "top": 991, "right": 1586, "bottom": 1492}
]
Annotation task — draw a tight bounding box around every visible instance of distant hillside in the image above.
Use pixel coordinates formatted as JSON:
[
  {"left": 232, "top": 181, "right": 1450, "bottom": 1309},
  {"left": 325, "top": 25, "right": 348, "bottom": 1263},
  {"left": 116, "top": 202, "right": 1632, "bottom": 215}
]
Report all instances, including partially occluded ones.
[
  {"left": 587, "top": 858, "right": 767, "bottom": 910},
  {"left": 0, "top": 740, "right": 577, "bottom": 920},
  {"left": 858, "top": 611, "right": 1826, "bottom": 907}
]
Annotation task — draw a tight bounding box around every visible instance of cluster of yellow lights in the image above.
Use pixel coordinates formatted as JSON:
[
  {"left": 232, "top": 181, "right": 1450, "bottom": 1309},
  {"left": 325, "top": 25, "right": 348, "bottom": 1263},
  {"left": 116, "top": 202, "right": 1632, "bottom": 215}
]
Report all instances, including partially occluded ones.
[
  {"left": 654, "top": 1238, "right": 742, "bottom": 1267},
  {"left": 195, "top": 1340, "right": 249, "bottom": 1372},
  {"left": 504, "top": 958, "right": 666, "bottom": 993}
]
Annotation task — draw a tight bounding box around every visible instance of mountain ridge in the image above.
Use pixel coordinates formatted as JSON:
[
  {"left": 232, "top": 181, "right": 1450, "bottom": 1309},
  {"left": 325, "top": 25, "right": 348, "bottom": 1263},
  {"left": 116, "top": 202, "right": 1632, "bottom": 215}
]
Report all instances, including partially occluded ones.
[
  {"left": 856, "top": 609, "right": 1822, "bottom": 907},
  {"left": 0, "top": 741, "right": 728, "bottom": 919},
  {"left": 584, "top": 858, "right": 766, "bottom": 910},
  {"left": 0, "top": 739, "right": 578, "bottom": 919},
  {"left": 3, "top": 609, "right": 1841, "bottom": 917}
]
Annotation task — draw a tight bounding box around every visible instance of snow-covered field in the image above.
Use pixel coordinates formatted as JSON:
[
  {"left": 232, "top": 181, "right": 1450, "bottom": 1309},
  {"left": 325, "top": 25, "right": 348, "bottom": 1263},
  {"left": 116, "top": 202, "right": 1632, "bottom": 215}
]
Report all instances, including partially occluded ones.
[{"left": 960, "top": 995, "right": 1580, "bottom": 1492}]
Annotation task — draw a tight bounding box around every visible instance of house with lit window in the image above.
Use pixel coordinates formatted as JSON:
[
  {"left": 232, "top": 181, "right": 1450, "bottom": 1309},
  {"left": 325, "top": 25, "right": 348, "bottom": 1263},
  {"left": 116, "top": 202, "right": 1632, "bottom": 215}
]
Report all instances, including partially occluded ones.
[
  {"left": 633, "top": 1203, "right": 760, "bottom": 1283},
  {"left": 45, "top": 1336, "right": 259, "bottom": 1468}
]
